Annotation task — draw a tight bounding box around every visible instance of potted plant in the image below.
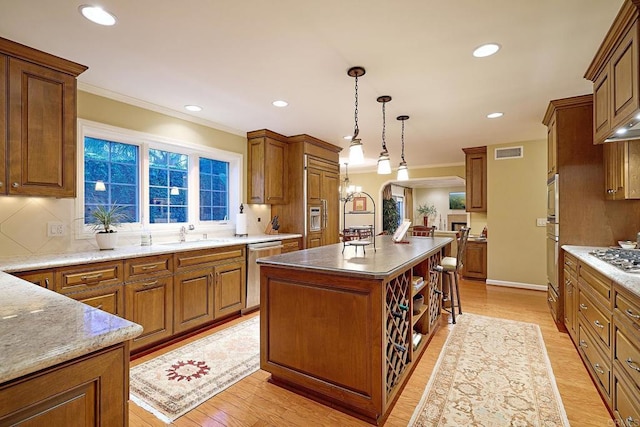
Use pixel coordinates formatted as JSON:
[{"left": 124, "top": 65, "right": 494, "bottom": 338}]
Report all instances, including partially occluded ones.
[
  {"left": 417, "top": 203, "right": 437, "bottom": 227},
  {"left": 89, "top": 203, "right": 129, "bottom": 250}
]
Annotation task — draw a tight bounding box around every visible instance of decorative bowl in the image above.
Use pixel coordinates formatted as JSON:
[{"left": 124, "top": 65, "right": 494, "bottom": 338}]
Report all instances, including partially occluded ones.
[{"left": 618, "top": 240, "right": 637, "bottom": 249}]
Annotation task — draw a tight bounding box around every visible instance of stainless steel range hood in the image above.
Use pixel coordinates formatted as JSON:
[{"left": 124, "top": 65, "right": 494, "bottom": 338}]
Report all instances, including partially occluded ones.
[{"left": 605, "top": 116, "right": 640, "bottom": 142}]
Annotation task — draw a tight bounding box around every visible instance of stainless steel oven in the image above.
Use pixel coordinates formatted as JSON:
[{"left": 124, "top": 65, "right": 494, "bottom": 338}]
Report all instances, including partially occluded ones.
[
  {"left": 547, "top": 174, "right": 558, "bottom": 222},
  {"left": 546, "top": 174, "right": 559, "bottom": 293}
]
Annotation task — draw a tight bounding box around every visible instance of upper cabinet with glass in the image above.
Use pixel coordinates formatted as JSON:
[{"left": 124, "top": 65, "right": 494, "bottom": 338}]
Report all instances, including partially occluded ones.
[
  {"left": 585, "top": 1, "right": 640, "bottom": 144},
  {"left": 0, "top": 37, "right": 87, "bottom": 197}
]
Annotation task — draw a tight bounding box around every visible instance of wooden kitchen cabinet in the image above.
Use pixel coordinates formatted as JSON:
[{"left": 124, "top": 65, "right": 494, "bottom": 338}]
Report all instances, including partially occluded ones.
[
  {"left": 269, "top": 132, "right": 342, "bottom": 249},
  {"left": 462, "top": 146, "right": 487, "bottom": 212},
  {"left": 14, "top": 269, "right": 54, "bottom": 289},
  {"left": 124, "top": 254, "right": 174, "bottom": 351},
  {"left": 462, "top": 240, "right": 487, "bottom": 280},
  {"left": 603, "top": 140, "right": 640, "bottom": 200},
  {"left": 281, "top": 237, "right": 301, "bottom": 253},
  {"left": 0, "top": 343, "right": 129, "bottom": 426},
  {"left": 213, "top": 260, "right": 245, "bottom": 319},
  {"left": 563, "top": 253, "right": 578, "bottom": 341},
  {"left": 247, "top": 129, "right": 288, "bottom": 204},
  {"left": 125, "top": 276, "right": 173, "bottom": 351},
  {"left": 306, "top": 156, "right": 340, "bottom": 248},
  {"left": 585, "top": 1, "right": 640, "bottom": 144},
  {"left": 547, "top": 114, "right": 558, "bottom": 180},
  {"left": 0, "top": 37, "right": 87, "bottom": 197},
  {"left": 173, "top": 267, "right": 215, "bottom": 334}
]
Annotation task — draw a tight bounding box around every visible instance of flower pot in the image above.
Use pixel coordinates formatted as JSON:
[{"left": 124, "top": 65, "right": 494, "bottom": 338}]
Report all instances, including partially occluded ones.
[{"left": 95, "top": 232, "right": 118, "bottom": 250}]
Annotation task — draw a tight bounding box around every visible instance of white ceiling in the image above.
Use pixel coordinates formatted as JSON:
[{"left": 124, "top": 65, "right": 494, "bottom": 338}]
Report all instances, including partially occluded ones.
[{"left": 0, "top": 0, "right": 624, "bottom": 175}]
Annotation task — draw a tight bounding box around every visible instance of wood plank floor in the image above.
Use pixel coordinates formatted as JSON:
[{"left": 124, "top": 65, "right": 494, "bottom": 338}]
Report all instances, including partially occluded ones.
[{"left": 129, "top": 279, "right": 613, "bottom": 426}]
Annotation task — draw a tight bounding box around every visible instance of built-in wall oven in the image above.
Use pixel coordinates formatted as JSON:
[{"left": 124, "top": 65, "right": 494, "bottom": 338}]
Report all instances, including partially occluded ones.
[{"left": 546, "top": 175, "right": 559, "bottom": 293}]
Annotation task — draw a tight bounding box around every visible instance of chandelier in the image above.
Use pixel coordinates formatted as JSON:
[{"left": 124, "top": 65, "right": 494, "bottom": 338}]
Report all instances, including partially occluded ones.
[{"left": 339, "top": 163, "right": 362, "bottom": 202}]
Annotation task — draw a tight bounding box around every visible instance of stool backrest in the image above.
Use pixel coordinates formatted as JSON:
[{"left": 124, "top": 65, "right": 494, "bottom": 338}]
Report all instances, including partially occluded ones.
[
  {"left": 342, "top": 229, "right": 359, "bottom": 242},
  {"left": 455, "top": 227, "right": 471, "bottom": 271},
  {"left": 412, "top": 225, "right": 435, "bottom": 237}
]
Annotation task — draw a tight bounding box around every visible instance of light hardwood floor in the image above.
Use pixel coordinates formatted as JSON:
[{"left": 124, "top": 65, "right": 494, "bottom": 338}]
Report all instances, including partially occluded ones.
[{"left": 129, "top": 279, "right": 613, "bottom": 427}]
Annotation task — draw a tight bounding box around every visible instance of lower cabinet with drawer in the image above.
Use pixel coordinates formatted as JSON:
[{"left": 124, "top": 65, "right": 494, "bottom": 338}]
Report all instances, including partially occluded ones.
[
  {"left": 563, "top": 252, "right": 578, "bottom": 341},
  {"left": 13, "top": 269, "right": 54, "bottom": 289},
  {"left": 124, "top": 254, "right": 174, "bottom": 351}
]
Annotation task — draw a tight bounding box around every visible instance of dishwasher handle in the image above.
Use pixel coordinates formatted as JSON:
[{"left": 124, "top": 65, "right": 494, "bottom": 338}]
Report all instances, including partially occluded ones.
[{"left": 248, "top": 244, "right": 284, "bottom": 252}]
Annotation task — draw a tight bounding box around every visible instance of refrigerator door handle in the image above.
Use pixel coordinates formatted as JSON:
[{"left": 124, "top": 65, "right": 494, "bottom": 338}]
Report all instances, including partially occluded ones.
[{"left": 321, "top": 199, "right": 327, "bottom": 229}]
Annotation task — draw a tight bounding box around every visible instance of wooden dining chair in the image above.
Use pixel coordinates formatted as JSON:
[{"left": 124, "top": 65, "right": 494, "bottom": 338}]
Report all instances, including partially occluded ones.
[{"left": 411, "top": 225, "right": 436, "bottom": 237}]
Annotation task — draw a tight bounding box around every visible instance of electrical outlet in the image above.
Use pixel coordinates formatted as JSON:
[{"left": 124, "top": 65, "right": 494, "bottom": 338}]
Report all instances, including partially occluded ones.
[
  {"left": 536, "top": 218, "right": 547, "bottom": 227},
  {"left": 47, "top": 221, "right": 65, "bottom": 237}
]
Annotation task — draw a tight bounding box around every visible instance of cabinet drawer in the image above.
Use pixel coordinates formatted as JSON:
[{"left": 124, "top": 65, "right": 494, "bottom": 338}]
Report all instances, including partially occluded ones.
[
  {"left": 579, "top": 262, "right": 611, "bottom": 306},
  {"left": 282, "top": 239, "right": 300, "bottom": 253},
  {"left": 564, "top": 253, "right": 577, "bottom": 275},
  {"left": 124, "top": 254, "right": 173, "bottom": 281},
  {"left": 578, "top": 324, "right": 611, "bottom": 397},
  {"left": 579, "top": 289, "right": 611, "bottom": 348},
  {"left": 175, "top": 246, "right": 245, "bottom": 270},
  {"left": 615, "top": 325, "right": 640, "bottom": 391},
  {"left": 70, "top": 284, "right": 124, "bottom": 316},
  {"left": 13, "top": 270, "right": 55, "bottom": 289},
  {"left": 614, "top": 376, "right": 640, "bottom": 427},
  {"left": 56, "top": 260, "right": 123, "bottom": 293},
  {"left": 615, "top": 290, "right": 640, "bottom": 333}
]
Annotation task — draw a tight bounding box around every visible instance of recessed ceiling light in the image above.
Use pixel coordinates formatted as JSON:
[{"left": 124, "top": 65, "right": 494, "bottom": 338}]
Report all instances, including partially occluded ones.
[
  {"left": 487, "top": 112, "right": 503, "bottom": 119},
  {"left": 78, "top": 5, "right": 117, "bottom": 26},
  {"left": 473, "top": 43, "right": 501, "bottom": 58},
  {"left": 184, "top": 105, "right": 202, "bottom": 112},
  {"left": 272, "top": 100, "right": 288, "bottom": 107}
]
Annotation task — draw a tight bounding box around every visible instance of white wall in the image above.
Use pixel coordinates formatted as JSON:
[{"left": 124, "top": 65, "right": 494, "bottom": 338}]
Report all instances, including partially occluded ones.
[{"left": 413, "top": 186, "right": 467, "bottom": 230}]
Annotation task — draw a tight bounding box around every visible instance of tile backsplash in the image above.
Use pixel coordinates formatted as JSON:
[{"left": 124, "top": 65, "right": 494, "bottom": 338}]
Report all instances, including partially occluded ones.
[{"left": 0, "top": 197, "right": 271, "bottom": 259}]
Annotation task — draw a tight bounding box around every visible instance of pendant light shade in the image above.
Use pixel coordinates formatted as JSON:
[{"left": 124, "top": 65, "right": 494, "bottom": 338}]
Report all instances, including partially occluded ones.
[
  {"left": 376, "top": 95, "right": 392, "bottom": 174},
  {"left": 347, "top": 67, "right": 366, "bottom": 165},
  {"left": 397, "top": 115, "right": 410, "bottom": 181}
]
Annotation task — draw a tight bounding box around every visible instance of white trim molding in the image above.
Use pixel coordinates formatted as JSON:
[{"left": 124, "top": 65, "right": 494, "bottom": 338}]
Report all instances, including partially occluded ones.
[{"left": 486, "top": 279, "right": 547, "bottom": 292}]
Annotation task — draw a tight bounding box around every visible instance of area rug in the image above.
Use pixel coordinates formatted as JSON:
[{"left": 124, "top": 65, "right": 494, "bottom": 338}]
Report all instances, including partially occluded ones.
[
  {"left": 409, "top": 313, "right": 569, "bottom": 427},
  {"left": 129, "top": 316, "right": 260, "bottom": 423}
]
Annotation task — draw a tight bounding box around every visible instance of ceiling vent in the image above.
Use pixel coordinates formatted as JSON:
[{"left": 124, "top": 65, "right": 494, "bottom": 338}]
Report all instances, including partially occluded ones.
[{"left": 494, "top": 146, "right": 523, "bottom": 160}]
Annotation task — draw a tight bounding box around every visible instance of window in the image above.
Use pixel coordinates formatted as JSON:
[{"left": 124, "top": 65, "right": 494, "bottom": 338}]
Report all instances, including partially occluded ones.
[
  {"left": 199, "top": 157, "right": 229, "bottom": 221},
  {"left": 77, "top": 120, "right": 241, "bottom": 237},
  {"left": 84, "top": 137, "right": 139, "bottom": 224},
  {"left": 393, "top": 195, "right": 404, "bottom": 227},
  {"left": 149, "top": 148, "right": 189, "bottom": 223}
]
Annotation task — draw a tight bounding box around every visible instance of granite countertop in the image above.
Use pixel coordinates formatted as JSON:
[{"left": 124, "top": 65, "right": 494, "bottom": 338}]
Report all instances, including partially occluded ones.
[
  {"left": 562, "top": 245, "right": 640, "bottom": 298},
  {"left": 257, "top": 235, "right": 452, "bottom": 279},
  {"left": 0, "top": 271, "right": 143, "bottom": 383},
  {"left": 0, "top": 233, "right": 302, "bottom": 273}
]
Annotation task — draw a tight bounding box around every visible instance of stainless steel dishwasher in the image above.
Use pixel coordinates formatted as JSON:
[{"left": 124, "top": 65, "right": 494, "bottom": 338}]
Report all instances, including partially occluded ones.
[{"left": 246, "top": 241, "right": 283, "bottom": 311}]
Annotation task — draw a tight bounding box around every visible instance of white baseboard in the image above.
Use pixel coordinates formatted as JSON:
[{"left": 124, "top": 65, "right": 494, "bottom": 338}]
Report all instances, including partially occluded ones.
[{"left": 485, "top": 279, "right": 547, "bottom": 292}]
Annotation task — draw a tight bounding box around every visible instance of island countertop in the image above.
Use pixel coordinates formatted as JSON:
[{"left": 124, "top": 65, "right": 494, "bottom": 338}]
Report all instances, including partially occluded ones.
[
  {"left": 257, "top": 235, "right": 453, "bottom": 279},
  {"left": 0, "top": 271, "right": 143, "bottom": 384}
]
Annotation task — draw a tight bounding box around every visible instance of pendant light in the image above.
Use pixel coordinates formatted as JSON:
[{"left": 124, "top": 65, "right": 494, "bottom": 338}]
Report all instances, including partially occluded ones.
[
  {"left": 376, "top": 95, "right": 392, "bottom": 174},
  {"left": 397, "top": 115, "right": 410, "bottom": 181},
  {"left": 347, "top": 67, "right": 365, "bottom": 165}
]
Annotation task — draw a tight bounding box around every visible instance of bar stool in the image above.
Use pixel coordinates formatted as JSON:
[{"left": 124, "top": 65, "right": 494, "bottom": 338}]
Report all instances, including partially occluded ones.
[{"left": 434, "top": 227, "right": 470, "bottom": 324}]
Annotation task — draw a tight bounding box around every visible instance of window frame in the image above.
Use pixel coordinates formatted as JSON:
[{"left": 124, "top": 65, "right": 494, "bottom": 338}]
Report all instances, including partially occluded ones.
[{"left": 76, "top": 119, "right": 242, "bottom": 239}]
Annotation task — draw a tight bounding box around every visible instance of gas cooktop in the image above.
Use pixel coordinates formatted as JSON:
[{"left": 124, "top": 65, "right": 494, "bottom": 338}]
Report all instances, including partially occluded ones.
[{"left": 590, "top": 248, "right": 640, "bottom": 273}]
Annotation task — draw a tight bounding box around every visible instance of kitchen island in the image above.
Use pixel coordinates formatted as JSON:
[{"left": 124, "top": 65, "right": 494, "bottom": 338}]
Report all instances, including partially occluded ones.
[
  {"left": 257, "top": 235, "right": 452, "bottom": 425},
  {"left": 0, "top": 271, "right": 142, "bottom": 425}
]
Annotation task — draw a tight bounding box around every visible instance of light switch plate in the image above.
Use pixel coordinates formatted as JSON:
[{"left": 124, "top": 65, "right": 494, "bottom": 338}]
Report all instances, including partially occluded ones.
[{"left": 536, "top": 218, "right": 547, "bottom": 227}]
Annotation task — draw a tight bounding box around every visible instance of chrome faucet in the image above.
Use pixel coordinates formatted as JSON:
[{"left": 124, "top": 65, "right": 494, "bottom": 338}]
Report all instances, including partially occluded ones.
[{"left": 179, "top": 226, "right": 187, "bottom": 242}]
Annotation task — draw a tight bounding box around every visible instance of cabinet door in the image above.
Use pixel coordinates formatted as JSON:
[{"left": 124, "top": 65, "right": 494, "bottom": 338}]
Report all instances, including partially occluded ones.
[
  {"left": 604, "top": 141, "right": 623, "bottom": 200},
  {"left": 0, "top": 345, "right": 128, "bottom": 426},
  {"left": 125, "top": 276, "right": 173, "bottom": 351},
  {"left": 463, "top": 147, "right": 487, "bottom": 212},
  {"left": 7, "top": 57, "right": 77, "bottom": 197},
  {"left": 214, "top": 261, "right": 245, "bottom": 318},
  {"left": 547, "top": 115, "right": 557, "bottom": 180},
  {"left": 462, "top": 241, "right": 487, "bottom": 280},
  {"left": 72, "top": 284, "right": 124, "bottom": 316},
  {"left": 173, "top": 267, "right": 214, "bottom": 333},
  {"left": 0, "top": 55, "right": 5, "bottom": 194},
  {"left": 594, "top": 68, "right": 611, "bottom": 144},
  {"left": 14, "top": 269, "right": 54, "bottom": 289},
  {"left": 321, "top": 170, "right": 340, "bottom": 245},
  {"left": 564, "top": 274, "right": 575, "bottom": 339},
  {"left": 610, "top": 27, "right": 639, "bottom": 131},
  {"left": 248, "top": 136, "right": 287, "bottom": 204}
]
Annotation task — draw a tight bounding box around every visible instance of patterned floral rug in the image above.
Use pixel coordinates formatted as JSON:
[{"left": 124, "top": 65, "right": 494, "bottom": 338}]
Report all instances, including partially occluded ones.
[
  {"left": 129, "top": 316, "right": 260, "bottom": 423},
  {"left": 409, "top": 314, "right": 569, "bottom": 426}
]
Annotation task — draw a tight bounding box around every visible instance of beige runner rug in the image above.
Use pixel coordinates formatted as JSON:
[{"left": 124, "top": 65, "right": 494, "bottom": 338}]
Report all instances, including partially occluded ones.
[
  {"left": 409, "top": 313, "right": 569, "bottom": 426},
  {"left": 130, "top": 316, "right": 260, "bottom": 423}
]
